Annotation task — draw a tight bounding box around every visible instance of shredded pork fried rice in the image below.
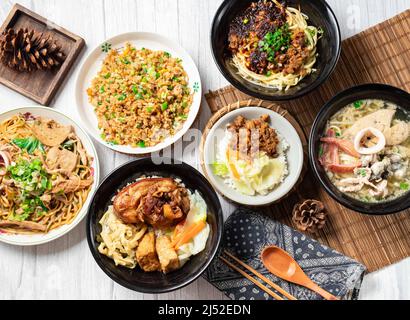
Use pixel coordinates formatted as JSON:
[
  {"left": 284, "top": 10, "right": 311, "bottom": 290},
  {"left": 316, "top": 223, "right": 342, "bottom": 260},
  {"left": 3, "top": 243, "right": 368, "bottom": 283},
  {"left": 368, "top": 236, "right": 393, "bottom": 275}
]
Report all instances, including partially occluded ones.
[{"left": 87, "top": 43, "right": 193, "bottom": 147}]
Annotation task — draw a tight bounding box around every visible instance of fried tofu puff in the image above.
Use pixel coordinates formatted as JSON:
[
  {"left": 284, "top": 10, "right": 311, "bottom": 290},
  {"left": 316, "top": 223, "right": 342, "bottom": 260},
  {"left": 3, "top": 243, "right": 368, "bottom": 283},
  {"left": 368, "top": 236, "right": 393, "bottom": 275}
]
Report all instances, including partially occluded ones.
[
  {"left": 156, "top": 235, "right": 180, "bottom": 273},
  {"left": 136, "top": 231, "right": 160, "bottom": 272}
]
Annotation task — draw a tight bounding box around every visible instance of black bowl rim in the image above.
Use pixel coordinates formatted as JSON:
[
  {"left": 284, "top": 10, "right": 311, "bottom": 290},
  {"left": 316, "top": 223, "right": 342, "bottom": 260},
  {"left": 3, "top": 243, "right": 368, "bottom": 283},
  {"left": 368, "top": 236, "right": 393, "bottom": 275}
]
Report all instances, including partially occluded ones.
[
  {"left": 210, "top": 0, "right": 342, "bottom": 101},
  {"left": 86, "top": 157, "right": 224, "bottom": 293},
  {"left": 309, "top": 83, "right": 410, "bottom": 215}
]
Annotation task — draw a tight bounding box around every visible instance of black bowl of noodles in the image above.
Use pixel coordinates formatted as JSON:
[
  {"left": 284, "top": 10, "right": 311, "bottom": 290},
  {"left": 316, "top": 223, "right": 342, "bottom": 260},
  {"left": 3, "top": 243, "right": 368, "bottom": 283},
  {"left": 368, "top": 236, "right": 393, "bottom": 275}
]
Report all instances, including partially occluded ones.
[
  {"left": 86, "top": 157, "right": 223, "bottom": 293},
  {"left": 310, "top": 83, "right": 410, "bottom": 215},
  {"left": 211, "top": 0, "right": 341, "bottom": 101}
]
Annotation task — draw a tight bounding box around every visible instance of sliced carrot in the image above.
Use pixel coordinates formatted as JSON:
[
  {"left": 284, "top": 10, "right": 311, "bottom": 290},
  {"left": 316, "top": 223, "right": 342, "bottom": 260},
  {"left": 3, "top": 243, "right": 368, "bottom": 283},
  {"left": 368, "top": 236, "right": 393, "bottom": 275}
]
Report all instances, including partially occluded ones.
[
  {"left": 173, "top": 220, "right": 206, "bottom": 249},
  {"left": 320, "top": 137, "right": 360, "bottom": 158}
]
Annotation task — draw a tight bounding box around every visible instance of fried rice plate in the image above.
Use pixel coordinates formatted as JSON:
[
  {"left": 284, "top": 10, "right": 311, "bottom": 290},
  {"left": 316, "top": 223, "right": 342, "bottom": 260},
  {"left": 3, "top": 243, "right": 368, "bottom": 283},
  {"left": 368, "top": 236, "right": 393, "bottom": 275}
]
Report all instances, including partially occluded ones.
[{"left": 87, "top": 43, "right": 193, "bottom": 147}]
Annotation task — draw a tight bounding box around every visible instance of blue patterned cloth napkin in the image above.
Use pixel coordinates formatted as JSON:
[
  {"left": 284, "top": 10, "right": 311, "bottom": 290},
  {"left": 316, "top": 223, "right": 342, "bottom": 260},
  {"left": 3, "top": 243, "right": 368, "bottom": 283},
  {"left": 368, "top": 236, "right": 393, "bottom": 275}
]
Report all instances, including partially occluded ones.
[{"left": 204, "top": 208, "right": 366, "bottom": 300}]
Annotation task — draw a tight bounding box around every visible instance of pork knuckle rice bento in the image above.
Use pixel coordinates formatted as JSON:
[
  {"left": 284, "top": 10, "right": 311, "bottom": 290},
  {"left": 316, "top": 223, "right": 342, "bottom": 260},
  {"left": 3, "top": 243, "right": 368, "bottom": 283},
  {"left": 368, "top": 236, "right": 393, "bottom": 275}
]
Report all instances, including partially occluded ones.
[{"left": 97, "top": 177, "right": 210, "bottom": 273}]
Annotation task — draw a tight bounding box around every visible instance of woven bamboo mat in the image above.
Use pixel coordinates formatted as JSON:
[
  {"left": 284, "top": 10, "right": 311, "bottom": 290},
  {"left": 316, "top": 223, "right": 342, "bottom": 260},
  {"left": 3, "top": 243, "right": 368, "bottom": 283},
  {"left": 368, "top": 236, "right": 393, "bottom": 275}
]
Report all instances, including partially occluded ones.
[{"left": 204, "top": 10, "right": 410, "bottom": 273}]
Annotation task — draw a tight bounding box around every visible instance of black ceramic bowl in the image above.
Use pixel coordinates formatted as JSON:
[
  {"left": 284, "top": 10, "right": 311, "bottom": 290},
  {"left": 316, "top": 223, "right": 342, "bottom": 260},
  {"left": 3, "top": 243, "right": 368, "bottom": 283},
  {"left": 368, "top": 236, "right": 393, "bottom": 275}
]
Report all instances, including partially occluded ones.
[
  {"left": 86, "top": 158, "right": 223, "bottom": 293},
  {"left": 310, "top": 83, "right": 410, "bottom": 215},
  {"left": 211, "top": 0, "right": 341, "bottom": 101}
]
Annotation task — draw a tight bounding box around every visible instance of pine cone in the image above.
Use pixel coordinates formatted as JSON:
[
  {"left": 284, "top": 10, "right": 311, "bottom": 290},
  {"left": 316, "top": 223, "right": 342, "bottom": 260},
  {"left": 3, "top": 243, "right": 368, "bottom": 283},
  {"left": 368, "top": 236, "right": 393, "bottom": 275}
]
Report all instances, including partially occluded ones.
[
  {"left": 0, "top": 28, "right": 65, "bottom": 72},
  {"left": 292, "top": 199, "right": 327, "bottom": 233}
]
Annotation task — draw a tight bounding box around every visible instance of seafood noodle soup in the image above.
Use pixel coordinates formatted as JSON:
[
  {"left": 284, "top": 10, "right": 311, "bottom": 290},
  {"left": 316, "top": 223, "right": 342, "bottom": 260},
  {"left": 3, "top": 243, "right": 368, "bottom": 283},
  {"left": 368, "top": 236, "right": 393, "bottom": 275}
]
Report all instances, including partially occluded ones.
[
  {"left": 319, "top": 99, "right": 410, "bottom": 203},
  {"left": 0, "top": 113, "right": 94, "bottom": 234}
]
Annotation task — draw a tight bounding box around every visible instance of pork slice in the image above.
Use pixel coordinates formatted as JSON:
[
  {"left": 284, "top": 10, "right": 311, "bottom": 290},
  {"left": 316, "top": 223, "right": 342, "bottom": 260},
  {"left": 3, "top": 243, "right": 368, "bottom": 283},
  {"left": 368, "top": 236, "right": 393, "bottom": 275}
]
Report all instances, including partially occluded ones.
[
  {"left": 46, "top": 147, "right": 78, "bottom": 175},
  {"left": 31, "top": 118, "right": 72, "bottom": 147},
  {"left": 51, "top": 175, "right": 93, "bottom": 194},
  {"left": 0, "top": 220, "right": 47, "bottom": 232}
]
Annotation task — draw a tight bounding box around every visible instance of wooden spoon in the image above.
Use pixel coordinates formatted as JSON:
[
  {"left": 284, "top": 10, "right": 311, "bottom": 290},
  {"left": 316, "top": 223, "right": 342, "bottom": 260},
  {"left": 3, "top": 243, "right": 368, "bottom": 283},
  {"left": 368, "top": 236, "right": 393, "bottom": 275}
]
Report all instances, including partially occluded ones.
[{"left": 261, "top": 245, "right": 339, "bottom": 300}]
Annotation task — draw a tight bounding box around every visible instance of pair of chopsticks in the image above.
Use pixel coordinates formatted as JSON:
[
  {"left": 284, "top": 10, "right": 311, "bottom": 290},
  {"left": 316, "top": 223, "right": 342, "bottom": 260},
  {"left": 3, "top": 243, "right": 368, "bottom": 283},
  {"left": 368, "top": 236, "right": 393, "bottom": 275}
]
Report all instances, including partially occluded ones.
[{"left": 220, "top": 250, "right": 297, "bottom": 300}]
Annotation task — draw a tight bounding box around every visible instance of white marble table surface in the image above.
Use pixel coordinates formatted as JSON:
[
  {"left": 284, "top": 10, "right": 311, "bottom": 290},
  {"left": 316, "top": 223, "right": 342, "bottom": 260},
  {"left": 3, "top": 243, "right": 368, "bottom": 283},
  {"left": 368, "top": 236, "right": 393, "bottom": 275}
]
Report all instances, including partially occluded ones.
[{"left": 0, "top": 0, "right": 409, "bottom": 300}]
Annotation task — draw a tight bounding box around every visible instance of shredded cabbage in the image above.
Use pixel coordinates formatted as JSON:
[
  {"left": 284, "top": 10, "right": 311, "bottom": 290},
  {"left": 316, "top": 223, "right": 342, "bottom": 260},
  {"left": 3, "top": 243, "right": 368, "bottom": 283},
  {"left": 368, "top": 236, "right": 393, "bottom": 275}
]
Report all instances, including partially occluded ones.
[{"left": 214, "top": 150, "right": 288, "bottom": 196}]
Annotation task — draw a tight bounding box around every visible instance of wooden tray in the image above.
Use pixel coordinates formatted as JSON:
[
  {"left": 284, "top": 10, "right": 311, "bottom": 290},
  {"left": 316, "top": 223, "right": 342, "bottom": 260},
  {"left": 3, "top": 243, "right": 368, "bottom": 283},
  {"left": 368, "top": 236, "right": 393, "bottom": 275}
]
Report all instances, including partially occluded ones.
[
  {"left": 205, "top": 10, "right": 410, "bottom": 273},
  {"left": 0, "top": 4, "right": 85, "bottom": 105}
]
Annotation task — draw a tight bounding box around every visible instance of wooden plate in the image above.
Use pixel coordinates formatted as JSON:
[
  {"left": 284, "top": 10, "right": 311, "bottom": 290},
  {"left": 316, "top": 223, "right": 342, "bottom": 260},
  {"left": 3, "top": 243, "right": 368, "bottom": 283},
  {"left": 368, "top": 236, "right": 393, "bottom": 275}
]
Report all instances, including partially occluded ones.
[{"left": 0, "top": 4, "right": 85, "bottom": 105}]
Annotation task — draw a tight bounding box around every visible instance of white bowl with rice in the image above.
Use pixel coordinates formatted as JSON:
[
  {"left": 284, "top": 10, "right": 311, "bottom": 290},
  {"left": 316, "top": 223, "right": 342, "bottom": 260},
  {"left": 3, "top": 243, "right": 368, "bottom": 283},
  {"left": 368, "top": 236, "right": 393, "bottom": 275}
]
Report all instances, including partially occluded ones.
[{"left": 203, "top": 107, "right": 304, "bottom": 206}]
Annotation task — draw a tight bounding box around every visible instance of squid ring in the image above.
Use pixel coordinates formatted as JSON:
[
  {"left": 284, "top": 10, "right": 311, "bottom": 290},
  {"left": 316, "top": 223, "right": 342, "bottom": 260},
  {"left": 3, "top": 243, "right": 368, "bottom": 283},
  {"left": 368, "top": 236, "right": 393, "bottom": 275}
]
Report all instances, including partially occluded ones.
[{"left": 354, "top": 127, "right": 386, "bottom": 155}]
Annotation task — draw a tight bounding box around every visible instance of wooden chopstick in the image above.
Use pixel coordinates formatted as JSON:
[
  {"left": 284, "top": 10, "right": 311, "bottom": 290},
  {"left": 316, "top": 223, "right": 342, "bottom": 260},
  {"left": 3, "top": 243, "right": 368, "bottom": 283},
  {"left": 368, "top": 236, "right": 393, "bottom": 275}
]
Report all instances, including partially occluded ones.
[
  {"left": 223, "top": 251, "right": 297, "bottom": 300},
  {"left": 219, "top": 256, "right": 284, "bottom": 300}
]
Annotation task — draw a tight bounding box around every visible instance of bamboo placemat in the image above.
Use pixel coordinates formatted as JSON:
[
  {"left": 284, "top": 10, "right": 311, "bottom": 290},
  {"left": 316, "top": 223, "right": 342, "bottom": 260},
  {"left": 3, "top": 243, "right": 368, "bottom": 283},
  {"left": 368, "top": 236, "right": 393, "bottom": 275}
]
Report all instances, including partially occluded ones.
[{"left": 204, "top": 10, "right": 410, "bottom": 273}]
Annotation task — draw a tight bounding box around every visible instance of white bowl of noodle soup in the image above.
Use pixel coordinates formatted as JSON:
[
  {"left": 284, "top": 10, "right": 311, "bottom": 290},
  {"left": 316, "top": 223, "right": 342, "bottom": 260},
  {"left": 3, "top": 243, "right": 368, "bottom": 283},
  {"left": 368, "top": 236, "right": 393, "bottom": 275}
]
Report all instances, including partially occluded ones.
[{"left": 0, "top": 106, "right": 100, "bottom": 246}]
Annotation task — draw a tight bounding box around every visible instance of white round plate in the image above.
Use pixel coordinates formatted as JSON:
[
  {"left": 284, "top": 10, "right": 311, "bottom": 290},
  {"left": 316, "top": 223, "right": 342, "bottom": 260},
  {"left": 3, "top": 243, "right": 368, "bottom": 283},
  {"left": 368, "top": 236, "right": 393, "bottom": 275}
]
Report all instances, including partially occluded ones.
[
  {"left": 0, "top": 106, "right": 100, "bottom": 246},
  {"left": 75, "top": 32, "right": 202, "bottom": 155},
  {"left": 203, "top": 107, "right": 304, "bottom": 206}
]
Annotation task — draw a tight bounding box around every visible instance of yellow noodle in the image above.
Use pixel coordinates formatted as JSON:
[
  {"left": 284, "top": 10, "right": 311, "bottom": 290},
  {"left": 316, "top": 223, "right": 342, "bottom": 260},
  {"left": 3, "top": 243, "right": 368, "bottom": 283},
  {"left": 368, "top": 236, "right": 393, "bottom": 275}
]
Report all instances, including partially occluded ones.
[
  {"left": 231, "top": 1, "right": 320, "bottom": 90},
  {"left": 0, "top": 114, "right": 93, "bottom": 235}
]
